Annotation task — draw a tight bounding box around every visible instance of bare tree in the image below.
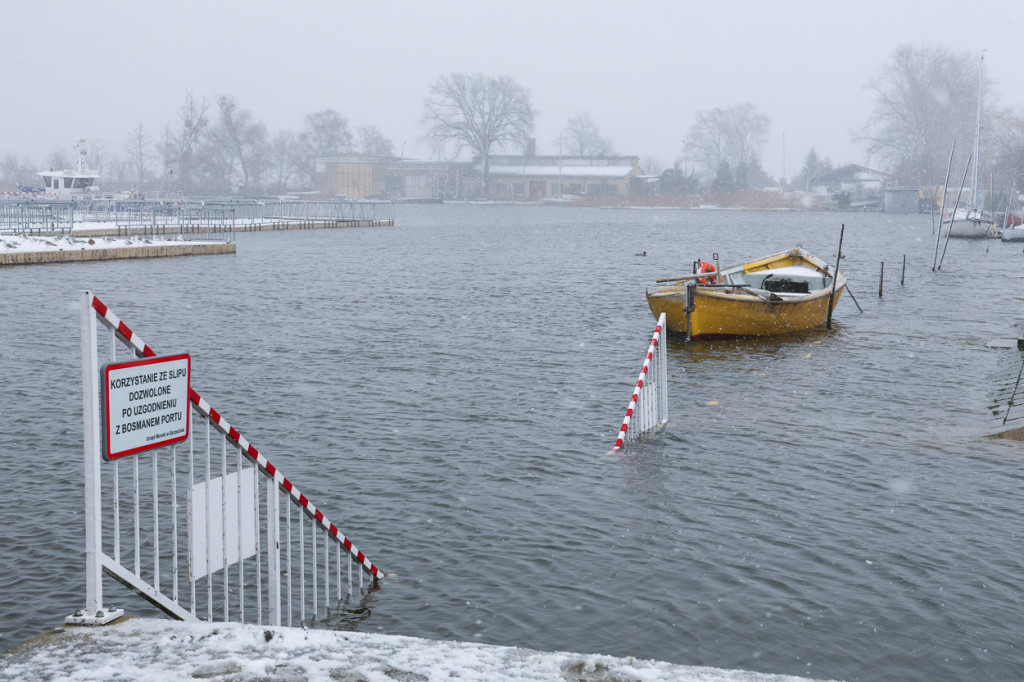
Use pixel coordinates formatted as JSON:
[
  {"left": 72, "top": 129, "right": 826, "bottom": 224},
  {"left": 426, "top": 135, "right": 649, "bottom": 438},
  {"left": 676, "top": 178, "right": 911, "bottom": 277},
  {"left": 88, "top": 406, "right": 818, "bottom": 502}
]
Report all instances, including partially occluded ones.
[
  {"left": 560, "top": 112, "right": 614, "bottom": 156},
  {"left": 422, "top": 73, "right": 535, "bottom": 194},
  {"left": 640, "top": 156, "right": 664, "bottom": 176},
  {"left": 0, "top": 154, "right": 38, "bottom": 190},
  {"left": 44, "top": 147, "right": 71, "bottom": 171},
  {"left": 213, "top": 95, "right": 269, "bottom": 193},
  {"left": 296, "top": 109, "right": 353, "bottom": 186},
  {"left": 989, "top": 109, "right": 1024, "bottom": 208},
  {"left": 688, "top": 103, "right": 770, "bottom": 184},
  {"left": 268, "top": 130, "right": 300, "bottom": 193},
  {"left": 357, "top": 125, "right": 394, "bottom": 156},
  {"left": 122, "top": 124, "right": 151, "bottom": 189},
  {"left": 859, "top": 45, "right": 987, "bottom": 183},
  {"left": 161, "top": 91, "right": 211, "bottom": 194}
]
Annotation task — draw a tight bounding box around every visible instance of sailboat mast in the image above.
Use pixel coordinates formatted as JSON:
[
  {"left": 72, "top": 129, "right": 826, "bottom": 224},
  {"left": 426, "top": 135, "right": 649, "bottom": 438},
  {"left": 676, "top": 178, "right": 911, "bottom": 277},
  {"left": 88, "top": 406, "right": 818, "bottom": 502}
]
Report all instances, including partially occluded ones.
[{"left": 972, "top": 53, "right": 984, "bottom": 209}]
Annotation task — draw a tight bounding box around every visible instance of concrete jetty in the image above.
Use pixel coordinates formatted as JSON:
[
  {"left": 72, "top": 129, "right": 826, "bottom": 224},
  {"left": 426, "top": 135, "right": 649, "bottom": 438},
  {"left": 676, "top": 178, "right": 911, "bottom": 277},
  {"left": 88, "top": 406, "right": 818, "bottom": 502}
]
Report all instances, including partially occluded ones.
[{"left": 0, "top": 242, "right": 235, "bottom": 267}]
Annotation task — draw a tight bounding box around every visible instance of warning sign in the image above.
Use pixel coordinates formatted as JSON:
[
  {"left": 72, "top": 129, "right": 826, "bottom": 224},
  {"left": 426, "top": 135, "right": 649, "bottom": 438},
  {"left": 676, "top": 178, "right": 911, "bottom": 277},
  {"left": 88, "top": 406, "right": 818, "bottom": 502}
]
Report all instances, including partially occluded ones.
[{"left": 103, "top": 354, "right": 190, "bottom": 460}]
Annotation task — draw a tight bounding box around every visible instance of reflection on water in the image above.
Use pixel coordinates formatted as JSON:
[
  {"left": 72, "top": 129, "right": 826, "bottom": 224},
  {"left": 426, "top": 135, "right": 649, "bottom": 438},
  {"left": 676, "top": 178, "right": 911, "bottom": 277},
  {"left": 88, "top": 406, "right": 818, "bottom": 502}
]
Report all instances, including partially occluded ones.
[
  {"left": 1, "top": 206, "right": 1023, "bottom": 681},
  {"left": 314, "top": 584, "right": 380, "bottom": 631}
]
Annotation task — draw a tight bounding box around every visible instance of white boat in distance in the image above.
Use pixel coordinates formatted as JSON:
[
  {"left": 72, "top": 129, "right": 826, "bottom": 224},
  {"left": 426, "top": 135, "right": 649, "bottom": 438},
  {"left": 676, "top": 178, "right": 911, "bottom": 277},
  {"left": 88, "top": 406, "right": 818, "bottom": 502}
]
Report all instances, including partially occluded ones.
[
  {"left": 943, "top": 54, "right": 997, "bottom": 239},
  {"left": 36, "top": 139, "right": 100, "bottom": 199},
  {"left": 944, "top": 207, "right": 998, "bottom": 238}
]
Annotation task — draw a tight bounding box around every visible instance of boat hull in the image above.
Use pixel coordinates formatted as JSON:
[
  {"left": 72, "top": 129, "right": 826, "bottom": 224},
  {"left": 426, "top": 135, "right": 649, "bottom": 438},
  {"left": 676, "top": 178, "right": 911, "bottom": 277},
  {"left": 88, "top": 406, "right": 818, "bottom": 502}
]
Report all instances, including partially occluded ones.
[
  {"left": 647, "top": 285, "right": 844, "bottom": 339},
  {"left": 1001, "top": 228, "right": 1024, "bottom": 242},
  {"left": 944, "top": 217, "right": 997, "bottom": 238}
]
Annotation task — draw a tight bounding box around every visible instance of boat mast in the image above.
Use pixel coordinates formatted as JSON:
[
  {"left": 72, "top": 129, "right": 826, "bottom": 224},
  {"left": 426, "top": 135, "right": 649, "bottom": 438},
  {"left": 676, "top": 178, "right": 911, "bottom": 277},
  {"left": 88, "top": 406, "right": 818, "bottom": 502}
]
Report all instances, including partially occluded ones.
[
  {"left": 75, "top": 139, "right": 88, "bottom": 174},
  {"left": 971, "top": 53, "right": 984, "bottom": 209}
]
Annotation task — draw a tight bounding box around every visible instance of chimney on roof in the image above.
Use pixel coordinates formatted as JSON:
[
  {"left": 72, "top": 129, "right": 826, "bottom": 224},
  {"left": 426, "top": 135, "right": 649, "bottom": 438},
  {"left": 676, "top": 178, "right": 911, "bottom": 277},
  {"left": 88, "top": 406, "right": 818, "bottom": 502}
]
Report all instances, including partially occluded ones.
[{"left": 524, "top": 138, "right": 536, "bottom": 157}]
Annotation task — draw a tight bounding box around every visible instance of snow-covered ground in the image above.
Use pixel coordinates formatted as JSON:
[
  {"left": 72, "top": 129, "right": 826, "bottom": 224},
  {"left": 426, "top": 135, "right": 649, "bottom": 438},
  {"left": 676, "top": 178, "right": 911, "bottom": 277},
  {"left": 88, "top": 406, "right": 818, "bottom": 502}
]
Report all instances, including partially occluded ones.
[{"left": 0, "top": 618, "right": 830, "bottom": 682}]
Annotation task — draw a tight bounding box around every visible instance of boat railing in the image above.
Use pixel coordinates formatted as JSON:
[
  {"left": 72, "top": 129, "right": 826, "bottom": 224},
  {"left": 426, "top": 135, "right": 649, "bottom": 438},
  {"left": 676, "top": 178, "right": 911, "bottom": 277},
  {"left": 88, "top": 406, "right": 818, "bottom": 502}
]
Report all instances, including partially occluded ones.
[
  {"left": 69, "top": 292, "right": 381, "bottom": 628},
  {"left": 611, "top": 312, "right": 668, "bottom": 451}
]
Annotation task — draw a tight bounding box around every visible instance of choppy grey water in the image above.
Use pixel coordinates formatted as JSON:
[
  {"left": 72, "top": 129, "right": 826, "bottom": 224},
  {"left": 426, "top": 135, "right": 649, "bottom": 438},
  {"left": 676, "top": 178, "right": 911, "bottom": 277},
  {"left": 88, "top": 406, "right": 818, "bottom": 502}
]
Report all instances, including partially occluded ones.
[{"left": 2, "top": 204, "right": 1023, "bottom": 681}]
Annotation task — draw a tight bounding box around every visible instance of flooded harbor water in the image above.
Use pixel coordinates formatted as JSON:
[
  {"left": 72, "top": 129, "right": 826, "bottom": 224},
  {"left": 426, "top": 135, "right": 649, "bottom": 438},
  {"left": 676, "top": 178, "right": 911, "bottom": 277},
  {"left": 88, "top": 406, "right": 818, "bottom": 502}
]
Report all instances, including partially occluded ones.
[{"left": 1, "top": 204, "right": 1023, "bottom": 681}]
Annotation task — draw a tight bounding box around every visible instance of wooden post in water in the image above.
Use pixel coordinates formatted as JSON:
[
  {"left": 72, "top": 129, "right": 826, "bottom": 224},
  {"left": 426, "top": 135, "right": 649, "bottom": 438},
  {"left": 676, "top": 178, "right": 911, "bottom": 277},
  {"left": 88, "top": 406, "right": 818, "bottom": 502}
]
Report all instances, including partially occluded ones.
[
  {"left": 901, "top": 255, "right": 906, "bottom": 285},
  {"left": 878, "top": 262, "right": 884, "bottom": 298},
  {"left": 827, "top": 224, "right": 844, "bottom": 330},
  {"left": 933, "top": 141, "right": 956, "bottom": 271},
  {"left": 939, "top": 152, "right": 973, "bottom": 270}
]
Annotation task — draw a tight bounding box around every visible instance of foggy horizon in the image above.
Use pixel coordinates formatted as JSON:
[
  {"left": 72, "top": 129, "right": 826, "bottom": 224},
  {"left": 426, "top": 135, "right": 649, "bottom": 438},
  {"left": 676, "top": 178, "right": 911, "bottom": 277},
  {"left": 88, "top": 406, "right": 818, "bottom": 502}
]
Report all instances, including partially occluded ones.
[{"left": 3, "top": 0, "right": 1022, "bottom": 182}]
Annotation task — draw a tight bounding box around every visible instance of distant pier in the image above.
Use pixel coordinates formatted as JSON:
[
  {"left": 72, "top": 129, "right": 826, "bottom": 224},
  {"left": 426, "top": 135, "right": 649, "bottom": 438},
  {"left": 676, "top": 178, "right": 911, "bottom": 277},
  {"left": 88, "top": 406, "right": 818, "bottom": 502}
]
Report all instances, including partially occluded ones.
[
  {"left": 0, "top": 242, "right": 236, "bottom": 267},
  {"left": 0, "top": 197, "right": 393, "bottom": 265}
]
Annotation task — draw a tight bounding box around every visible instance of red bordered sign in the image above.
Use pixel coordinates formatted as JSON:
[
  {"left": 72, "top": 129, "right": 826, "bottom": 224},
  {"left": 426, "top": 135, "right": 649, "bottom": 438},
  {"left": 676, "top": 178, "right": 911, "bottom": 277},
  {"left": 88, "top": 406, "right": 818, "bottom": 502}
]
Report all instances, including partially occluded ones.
[{"left": 102, "top": 354, "right": 191, "bottom": 460}]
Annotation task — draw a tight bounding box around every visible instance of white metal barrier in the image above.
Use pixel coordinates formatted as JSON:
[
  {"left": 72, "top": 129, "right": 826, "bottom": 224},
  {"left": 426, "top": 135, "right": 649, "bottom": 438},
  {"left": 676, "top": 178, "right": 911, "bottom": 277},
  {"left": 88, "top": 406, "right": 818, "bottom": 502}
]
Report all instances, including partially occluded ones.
[
  {"left": 68, "top": 291, "right": 382, "bottom": 628},
  {"left": 611, "top": 313, "right": 668, "bottom": 451}
]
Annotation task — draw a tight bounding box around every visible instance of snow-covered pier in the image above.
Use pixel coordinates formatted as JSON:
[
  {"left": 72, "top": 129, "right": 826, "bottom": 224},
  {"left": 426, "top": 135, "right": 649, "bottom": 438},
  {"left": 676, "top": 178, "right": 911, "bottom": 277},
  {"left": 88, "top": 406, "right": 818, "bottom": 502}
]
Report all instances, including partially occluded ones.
[{"left": 0, "top": 235, "right": 235, "bottom": 266}]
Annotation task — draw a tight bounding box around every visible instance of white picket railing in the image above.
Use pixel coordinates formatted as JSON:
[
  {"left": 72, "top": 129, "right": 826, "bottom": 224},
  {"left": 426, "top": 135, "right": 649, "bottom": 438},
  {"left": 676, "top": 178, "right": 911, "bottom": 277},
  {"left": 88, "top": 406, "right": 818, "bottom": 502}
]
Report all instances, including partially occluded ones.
[
  {"left": 68, "top": 291, "right": 381, "bottom": 628},
  {"left": 611, "top": 313, "right": 668, "bottom": 451}
]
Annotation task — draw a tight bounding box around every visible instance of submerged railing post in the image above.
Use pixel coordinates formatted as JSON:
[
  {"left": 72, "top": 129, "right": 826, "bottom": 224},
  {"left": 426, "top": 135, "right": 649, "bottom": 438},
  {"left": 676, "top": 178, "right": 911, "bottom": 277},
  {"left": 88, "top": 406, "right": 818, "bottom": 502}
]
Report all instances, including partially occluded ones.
[{"left": 611, "top": 312, "right": 668, "bottom": 452}]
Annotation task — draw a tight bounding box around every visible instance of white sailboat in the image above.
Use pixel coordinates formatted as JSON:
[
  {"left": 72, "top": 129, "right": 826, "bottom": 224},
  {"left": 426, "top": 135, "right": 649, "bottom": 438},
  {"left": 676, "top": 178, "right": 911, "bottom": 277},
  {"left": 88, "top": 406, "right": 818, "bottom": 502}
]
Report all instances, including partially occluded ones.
[{"left": 944, "top": 54, "right": 997, "bottom": 238}]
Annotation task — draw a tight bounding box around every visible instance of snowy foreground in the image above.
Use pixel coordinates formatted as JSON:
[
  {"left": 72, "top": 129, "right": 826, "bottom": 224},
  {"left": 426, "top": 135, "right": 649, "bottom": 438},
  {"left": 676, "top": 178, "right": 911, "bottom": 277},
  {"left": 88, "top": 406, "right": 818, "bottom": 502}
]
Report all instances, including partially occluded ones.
[{"left": 0, "top": 618, "right": 832, "bottom": 682}]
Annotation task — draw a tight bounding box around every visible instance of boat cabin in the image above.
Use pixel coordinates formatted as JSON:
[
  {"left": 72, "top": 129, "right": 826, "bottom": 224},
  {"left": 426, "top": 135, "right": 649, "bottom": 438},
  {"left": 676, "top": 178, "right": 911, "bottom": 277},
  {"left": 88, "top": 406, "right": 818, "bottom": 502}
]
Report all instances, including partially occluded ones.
[
  {"left": 37, "top": 169, "right": 100, "bottom": 197},
  {"left": 37, "top": 139, "right": 101, "bottom": 198}
]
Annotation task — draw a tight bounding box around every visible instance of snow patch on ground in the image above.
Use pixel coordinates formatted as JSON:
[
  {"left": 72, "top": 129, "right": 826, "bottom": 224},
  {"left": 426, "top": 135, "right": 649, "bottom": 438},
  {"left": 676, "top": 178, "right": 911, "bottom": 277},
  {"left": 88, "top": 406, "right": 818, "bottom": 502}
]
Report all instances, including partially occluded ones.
[
  {"left": 0, "top": 234, "right": 214, "bottom": 254},
  {"left": 0, "top": 618, "right": 832, "bottom": 682}
]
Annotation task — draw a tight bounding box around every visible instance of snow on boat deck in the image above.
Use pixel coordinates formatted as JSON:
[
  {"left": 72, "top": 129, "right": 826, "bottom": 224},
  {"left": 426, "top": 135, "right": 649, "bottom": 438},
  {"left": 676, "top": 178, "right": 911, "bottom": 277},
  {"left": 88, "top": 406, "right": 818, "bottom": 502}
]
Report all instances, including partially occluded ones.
[{"left": 0, "top": 618, "right": 831, "bottom": 682}]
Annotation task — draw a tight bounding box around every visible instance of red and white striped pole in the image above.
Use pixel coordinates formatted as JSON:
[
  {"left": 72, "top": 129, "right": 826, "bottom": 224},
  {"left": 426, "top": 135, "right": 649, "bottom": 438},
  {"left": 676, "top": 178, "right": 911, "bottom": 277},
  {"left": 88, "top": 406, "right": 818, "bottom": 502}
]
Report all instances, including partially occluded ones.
[
  {"left": 611, "top": 313, "right": 667, "bottom": 452},
  {"left": 87, "top": 292, "right": 382, "bottom": 582}
]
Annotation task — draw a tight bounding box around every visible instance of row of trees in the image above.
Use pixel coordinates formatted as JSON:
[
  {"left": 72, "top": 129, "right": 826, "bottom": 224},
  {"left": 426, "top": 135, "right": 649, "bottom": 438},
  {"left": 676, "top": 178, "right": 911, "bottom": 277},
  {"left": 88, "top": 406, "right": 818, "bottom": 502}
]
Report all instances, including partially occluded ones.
[
  {"left": 0, "top": 78, "right": 620, "bottom": 196},
  {"left": 1, "top": 94, "right": 396, "bottom": 196},
  {"left": 3, "top": 45, "right": 1023, "bottom": 198},
  {"left": 860, "top": 45, "right": 1024, "bottom": 203}
]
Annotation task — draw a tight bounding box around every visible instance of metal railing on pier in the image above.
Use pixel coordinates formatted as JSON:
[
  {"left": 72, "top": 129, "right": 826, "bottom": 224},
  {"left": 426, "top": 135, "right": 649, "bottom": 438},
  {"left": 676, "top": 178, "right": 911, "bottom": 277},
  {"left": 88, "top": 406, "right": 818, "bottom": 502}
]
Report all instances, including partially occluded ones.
[
  {"left": 0, "top": 197, "right": 394, "bottom": 239},
  {"left": 70, "top": 292, "right": 382, "bottom": 628},
  {"left": 0, "top": 201, "right": 75, "bottom": 237}
]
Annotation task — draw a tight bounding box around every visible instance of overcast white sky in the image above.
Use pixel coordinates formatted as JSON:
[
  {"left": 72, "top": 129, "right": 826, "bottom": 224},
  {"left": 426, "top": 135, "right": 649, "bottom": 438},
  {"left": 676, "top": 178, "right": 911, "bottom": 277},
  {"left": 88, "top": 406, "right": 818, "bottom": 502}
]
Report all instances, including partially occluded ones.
[{"left": 2, "top": 0, "right": 1021, "bottom": 180}]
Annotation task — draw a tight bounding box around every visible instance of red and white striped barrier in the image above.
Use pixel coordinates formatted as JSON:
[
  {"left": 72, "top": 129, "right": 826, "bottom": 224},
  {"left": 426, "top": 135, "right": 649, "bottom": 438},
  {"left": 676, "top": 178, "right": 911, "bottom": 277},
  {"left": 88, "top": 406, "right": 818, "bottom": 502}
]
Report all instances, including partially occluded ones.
[
  {"left": 611, "top": 313, "right": 668, "bottom": 451},
  {"left": 88, "top": 293, "right": 382, "bottom": 581}
]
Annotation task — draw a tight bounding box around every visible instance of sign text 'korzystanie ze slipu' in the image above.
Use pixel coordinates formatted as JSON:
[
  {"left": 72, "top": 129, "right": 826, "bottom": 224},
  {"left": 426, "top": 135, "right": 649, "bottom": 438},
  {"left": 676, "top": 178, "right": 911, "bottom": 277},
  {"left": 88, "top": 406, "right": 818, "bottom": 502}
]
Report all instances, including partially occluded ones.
[{"left": 103, "top": 354, "right": 190, "bottom": 460}]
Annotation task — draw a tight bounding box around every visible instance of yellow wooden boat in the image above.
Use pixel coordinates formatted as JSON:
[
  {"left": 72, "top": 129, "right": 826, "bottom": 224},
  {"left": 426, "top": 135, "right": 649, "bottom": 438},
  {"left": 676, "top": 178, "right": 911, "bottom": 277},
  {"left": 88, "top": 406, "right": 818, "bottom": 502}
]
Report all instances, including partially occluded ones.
[{"left": 646, "top": 247, "right": 846, "bottom": 340}]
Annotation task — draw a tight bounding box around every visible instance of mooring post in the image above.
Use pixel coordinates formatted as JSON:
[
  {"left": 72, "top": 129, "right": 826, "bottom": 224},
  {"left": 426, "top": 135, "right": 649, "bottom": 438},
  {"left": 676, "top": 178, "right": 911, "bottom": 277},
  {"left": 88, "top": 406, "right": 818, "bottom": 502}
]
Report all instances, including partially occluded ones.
[
  {"left": 827, "top": 224, "right": 845, "bottom": 330},
  {"left": 879, "top": 262, "right": 885, "bottom": 298},
  {"left": 901, "top": 255, "right": 906, "bottom": 286}
]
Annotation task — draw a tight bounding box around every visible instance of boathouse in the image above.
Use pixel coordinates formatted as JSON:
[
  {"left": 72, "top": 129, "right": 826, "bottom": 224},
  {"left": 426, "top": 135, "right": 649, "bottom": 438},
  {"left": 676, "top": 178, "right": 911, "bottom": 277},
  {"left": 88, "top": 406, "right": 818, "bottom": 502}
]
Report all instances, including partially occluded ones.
[{"left": 480, "top": 154, "right": 642, "bottom": 201}]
